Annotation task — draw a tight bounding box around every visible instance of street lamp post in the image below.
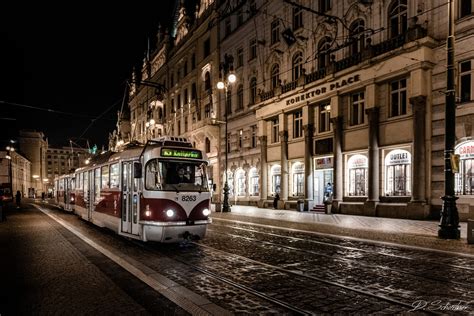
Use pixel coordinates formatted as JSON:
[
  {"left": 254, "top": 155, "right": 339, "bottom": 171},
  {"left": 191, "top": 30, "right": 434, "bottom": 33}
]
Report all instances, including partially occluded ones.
[
  {"left": 217, "top": 54, "right": 236, "bottom": 213},
  {"left": 438, "top": 0, "right": 460, "bottom": 239},
  {"left": 6, "top": 144, "right": 15, "bottom": 198}
]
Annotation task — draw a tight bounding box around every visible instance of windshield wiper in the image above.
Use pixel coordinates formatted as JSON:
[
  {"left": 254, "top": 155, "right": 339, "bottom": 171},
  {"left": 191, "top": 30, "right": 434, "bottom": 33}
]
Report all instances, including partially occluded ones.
[{"left": 170, "top": 184, "right": 180, "bottom": 193}]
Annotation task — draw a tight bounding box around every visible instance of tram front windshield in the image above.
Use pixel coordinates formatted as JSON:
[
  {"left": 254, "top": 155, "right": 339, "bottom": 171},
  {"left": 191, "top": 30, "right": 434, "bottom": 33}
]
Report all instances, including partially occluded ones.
[{"left": 145, "top": 159, "right": 209, "bottom": 192}]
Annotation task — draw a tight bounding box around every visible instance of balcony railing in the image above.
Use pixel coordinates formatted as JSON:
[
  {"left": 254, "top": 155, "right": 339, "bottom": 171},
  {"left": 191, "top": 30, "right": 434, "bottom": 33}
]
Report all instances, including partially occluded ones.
[
  {"left": 260, "top": 90, "right": 274, "bottom": 102},
  {"left": 259, "top": 26, "right": 427, "bottom": 101},
  {"left": 282, "top": 80, "right": 298, "bottom": 94}
]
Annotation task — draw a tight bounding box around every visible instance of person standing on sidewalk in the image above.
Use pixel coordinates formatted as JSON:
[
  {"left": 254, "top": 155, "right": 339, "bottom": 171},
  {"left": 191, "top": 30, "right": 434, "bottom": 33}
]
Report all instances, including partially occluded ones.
[
  {"left": 273, "top": 193, "right": 280, "bottom": 209},
  {"left": 15, "top": 191, "right": 21, "bottom": 209}
]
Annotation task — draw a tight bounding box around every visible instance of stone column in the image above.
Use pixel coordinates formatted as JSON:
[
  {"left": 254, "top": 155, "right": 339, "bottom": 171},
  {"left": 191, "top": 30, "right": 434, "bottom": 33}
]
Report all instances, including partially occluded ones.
[
  {"left": 364, "top": 107, "right": 380, "bottom": 215},
  {"left": 330, "top": 116, "right": 343, "bottom": 212},
  {"left": 304, "top": 124, "right": 314, "bottom": 211},
  {"left": 258, "top": 135, "right": 268, "bottom": 208},
  {"left": 407, "top": 95, "right": 429, "bottom": 218},
  {"left": 279, "top": 130, "right": 289, "bottom": 209}
]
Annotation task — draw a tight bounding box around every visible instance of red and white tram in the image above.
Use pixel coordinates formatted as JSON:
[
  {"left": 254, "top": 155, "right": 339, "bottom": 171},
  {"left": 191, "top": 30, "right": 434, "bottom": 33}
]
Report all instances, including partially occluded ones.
[
  {"left": 55, "top": 137, "right": 212, "bottom": 243},
  {"left": 55, "top": 173, "right": 75, "bottom": 212}
]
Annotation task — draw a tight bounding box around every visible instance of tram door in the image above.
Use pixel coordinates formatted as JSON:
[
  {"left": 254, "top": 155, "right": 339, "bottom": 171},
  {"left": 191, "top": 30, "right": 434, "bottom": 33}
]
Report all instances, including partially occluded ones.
[
  {"left": 87, "top": 170, "right": 95, "bottom": 221},
  {"left": 65, "top": 178, "right": 71, "bottom": 211},
  {"left": 121, "top": 161, "right": 140, "bottom": 236}
]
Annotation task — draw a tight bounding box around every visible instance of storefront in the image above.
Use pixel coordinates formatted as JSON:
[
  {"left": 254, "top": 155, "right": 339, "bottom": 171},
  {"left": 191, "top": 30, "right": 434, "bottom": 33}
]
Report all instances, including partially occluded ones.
[
  {"left": 269, "top": 164, "right": 281, "bottom": 195},
  {"left": 314, "top": 156, "right": 333, "bottom": 205},
  {"left": 235, "top": 168, "right": 246, "bottom": 196},
  {"left": 248, "top": 167, "right": 259, "bottom": 197},
  {"left": 345, "top": 153, "right": 368, "bottom": 197},
  {"left": 455, "top": 140, "right": 474, "bottom": 196},
  {"left": 383, "top": 148, "right": 412, "bottom": 197},
  {"left": 290, "top": 161, "right": 304, "bottom": 198}
]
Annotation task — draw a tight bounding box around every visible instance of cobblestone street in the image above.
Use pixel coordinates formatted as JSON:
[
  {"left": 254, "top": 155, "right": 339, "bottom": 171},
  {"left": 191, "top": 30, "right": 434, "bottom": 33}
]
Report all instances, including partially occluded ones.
[{"left": 0, "top": 202, "right": 473, "bottom": 315}]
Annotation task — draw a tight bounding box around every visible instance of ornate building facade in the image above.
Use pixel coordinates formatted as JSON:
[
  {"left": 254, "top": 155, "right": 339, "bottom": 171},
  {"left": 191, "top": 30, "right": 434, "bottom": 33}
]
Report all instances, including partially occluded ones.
[{"left": 125, "top": 0, "right": 474, "bottom": 220}]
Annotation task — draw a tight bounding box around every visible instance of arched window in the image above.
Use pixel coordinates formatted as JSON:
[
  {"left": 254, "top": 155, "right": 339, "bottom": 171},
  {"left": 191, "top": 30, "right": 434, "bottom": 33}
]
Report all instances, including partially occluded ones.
[
  {"left": 204, "top": 71, "right": 211, "bottom": 90},
  {"left": 347, "top": 154, "right": 368, "bottom": 196},
  {"left": 271, "top": 64, "right": 280, "bottom": 89},
  {"left": 249, "top": 77, "right": 257, "bottom": 105},
  {"left": 235, "top": 168, "right": 246, "bottom": 196},
  {"left": 388, "top": 0, "right": 407, "bottom": 38},
  {"left": 384, "top": 149, "right": 411, "bottom": 196},
  {"left": 205, "top": 137, "right": 211, "bottom": 153},
  {"left": 349, "top": 19, "right": 365, "bottom": 55},
  {"left": 292, "top": 52, "right": 304, "bottom": 81},
  {"left": 248, "top": 167, "right": 259, "bottom": 196},
  {"left": 237, "top": 84, "right": 244, "bottom": 110},
  {"left": 317, "top": 37, "right": 332, "bottom": 70},
  {"left": 292, "top": 162, "right": 304, "bottom": 196},
  {"left": 270, "top": 165, "right": 281, "bottom": 194},
  {"left": 455, "top": 141, "right": 474, "bottom": 195}
]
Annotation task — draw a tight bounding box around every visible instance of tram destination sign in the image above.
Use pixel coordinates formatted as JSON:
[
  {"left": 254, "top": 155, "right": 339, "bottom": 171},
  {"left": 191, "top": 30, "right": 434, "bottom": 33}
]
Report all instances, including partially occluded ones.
[{"left": 161, "top": 148, "right": 202, "bottom": 159}]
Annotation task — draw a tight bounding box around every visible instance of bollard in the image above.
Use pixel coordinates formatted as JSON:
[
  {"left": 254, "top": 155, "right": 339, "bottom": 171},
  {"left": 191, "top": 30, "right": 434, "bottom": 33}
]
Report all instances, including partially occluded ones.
[{"left": 468, "top": 219, "right": 474, "bottom": 244}]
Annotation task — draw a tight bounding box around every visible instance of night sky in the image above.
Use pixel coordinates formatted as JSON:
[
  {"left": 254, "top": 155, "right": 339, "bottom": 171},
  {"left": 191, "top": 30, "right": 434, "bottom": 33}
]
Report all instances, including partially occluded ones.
[{"left": 1, "top": 2, "right": 174, "bottom": 150}]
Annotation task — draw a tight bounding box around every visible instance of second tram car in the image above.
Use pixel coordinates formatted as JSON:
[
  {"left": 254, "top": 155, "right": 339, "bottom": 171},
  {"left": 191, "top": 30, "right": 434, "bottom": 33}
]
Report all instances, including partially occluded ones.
[
  {"left": 55, "top": 137, "right": 212, "bottom": 243},
  {"left": 55, "top": 173, "right": 75, "bottom": 212}
]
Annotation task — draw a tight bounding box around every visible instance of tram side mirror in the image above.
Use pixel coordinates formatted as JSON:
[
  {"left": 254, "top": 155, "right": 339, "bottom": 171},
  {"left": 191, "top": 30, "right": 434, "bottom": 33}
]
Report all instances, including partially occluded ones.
[
  {"left": 133, "top": 162, "right": 142, "bottom": 178},
  {"left": 212, "top": 184, "right": 217, "bottom": 192}
]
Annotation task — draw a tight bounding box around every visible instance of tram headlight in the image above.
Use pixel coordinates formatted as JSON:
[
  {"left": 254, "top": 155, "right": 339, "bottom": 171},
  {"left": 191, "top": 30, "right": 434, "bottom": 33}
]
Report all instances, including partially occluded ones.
[
  {"left": 70, "top": 197, "right": 75, "bottom": 202},
  {"left": 145, "top": 211, "right": 151, "bottom": 217},
  {"left": 166, "top": 209, "right": 174, "bottom": 217},
  {"left": 202, "top": 208, "right": 210, "bottom": 216}
]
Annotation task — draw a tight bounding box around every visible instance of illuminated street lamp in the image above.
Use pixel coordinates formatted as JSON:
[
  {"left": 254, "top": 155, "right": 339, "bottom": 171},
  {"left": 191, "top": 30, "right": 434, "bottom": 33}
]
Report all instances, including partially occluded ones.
[
  {"left": 5, "top": 144, "right": 15, "bottom": 198},
  {"left": 217, "top": 54, "right": 236, "bottom": 213}
]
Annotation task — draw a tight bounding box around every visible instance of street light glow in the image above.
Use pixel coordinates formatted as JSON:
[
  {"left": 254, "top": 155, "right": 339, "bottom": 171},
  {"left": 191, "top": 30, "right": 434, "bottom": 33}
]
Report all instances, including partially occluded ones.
[
  {"left": 228, "top": 73, "right": 236, "bottom": 83},
  {"left": 217, "top": 81, "right": 225, "bottom": 90}
]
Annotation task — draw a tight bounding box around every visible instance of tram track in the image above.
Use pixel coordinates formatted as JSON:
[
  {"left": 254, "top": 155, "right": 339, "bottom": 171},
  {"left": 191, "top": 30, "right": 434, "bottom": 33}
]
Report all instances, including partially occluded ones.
[
  {"left": 135, "top": 238, "right": 422, "bottom": 314},
  {"left": 207, "top": 227, "right": 474, "bottom": 290},
  {"left": 211, "top": 220, "right": 474, "bottom": 271},
  {"left": 134, "top": 241, "right": 313, "bottom": 315},
  {"left": 177, "top": 241, "right": 421, "bottom": 313}
]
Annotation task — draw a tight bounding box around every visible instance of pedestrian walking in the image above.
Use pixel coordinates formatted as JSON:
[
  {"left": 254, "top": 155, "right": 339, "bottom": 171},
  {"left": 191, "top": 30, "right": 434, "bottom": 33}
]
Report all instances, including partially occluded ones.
[{"left": 15, "top": 190, "right": 21, "bottom": 209}]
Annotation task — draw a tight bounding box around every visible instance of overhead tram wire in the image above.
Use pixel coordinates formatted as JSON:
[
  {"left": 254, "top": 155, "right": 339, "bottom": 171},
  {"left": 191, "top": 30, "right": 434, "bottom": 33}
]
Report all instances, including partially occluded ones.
[
  {"left": 0, "top": 100, "right": 116, "bottom": 121},
  {"left": 78, "top": 98, "right": 123, "bottom": 141}
]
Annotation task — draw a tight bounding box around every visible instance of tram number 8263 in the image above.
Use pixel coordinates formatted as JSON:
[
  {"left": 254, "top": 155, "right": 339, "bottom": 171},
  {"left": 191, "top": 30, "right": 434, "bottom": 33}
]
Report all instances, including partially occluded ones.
[{"left": 182, "top": 195, "right": 197, "bottom": 202}]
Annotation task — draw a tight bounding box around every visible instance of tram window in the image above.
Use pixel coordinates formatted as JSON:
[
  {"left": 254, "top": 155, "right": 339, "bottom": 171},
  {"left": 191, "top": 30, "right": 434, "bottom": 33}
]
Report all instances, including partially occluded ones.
[
  {"left": 110, "top": 163, "right": 120, "bottom": 188},
  {"left": 145, "top": 160, "right": 162, "bottom": 190},
  {"left": 101, "top": 165, "right": 110, "bottom": 189},
  {"left": 94, "top": 168, "right": 101, "bottom": 203},
  {"left": 83, "top": 172, "right": 89, "bottom": 197},
  {"left": 146, "top": 159, "right": 209, "bottom": 192}
]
